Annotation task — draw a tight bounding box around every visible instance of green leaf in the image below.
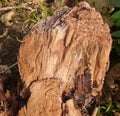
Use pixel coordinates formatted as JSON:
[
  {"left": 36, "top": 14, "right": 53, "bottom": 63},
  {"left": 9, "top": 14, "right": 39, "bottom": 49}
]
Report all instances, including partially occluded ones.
[
  {"left": 30, "top": 19, "right": 38, "bottom": 23},
  {"left": 112, "top": 30, "right": 120, "bottom": 37},
  {"left": 118, "top": 40, "right": 120, "bottom": 44},
  {"left": 96, "top": 107, "right": 101, "bottom": 116},
  {"left": 110, "top": 0, "right": 120, "bottom": 8},
  {"left": 105, "top": 102, "right": 112, "bottom": 112},
  {"left": 39, "top": 2, "right": 48, "bottom": 18},
  {"left": 24, "top": 19, "right": 31, "bottom": 24},
  {"left": 59, "top": 0, "right": 65, "bottom": 7},
  {"left": 113, "top": 108, "right": 120, "bottom": 112},
  {"left": 116, "top": 19, "right": 120, "bottom": 27},
  {"left": 39, "top": 3, "right": 46, "bottom": 12},
  {"left": 115, "top": 45, "right": 120, "bottom": 56},
  {"left": 110, "top": 10, "right": 120, "bottom": 21},
  {"left": 33, "top": 13, "right": 39, "bottom": 21},
  {"left": 101, "top": 106, "right": 107, "bottom": 110},
  {"left": 113, "top": 40, "right": 120, "bottom": 56}
]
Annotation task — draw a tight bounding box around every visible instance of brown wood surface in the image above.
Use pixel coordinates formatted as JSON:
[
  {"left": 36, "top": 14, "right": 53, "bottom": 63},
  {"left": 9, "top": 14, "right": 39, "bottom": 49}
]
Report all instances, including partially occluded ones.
[{"left": 17, "top": 2, "right": 112, "bottom": 116}]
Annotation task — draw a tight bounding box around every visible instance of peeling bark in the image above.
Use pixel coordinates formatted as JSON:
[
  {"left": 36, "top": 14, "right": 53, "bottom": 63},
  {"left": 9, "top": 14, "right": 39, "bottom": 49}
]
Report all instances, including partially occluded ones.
[{"left": 18, "top": 2, "right": 112, "bottom": 116}]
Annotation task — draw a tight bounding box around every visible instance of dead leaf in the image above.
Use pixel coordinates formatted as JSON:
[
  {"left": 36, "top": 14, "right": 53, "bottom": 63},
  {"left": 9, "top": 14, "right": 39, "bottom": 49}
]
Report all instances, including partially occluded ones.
[
  {"left": 32, "top": 0, "right": 44, "bottom": 4},
  {"left": 0, "top": 10, "right": 15, "bottom": 26}
]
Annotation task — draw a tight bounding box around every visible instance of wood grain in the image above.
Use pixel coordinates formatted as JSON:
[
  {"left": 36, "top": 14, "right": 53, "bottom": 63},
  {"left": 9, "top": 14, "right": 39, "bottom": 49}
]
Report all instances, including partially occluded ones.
[{"left": 18, "top": 2, "right": 112, "bottom": 116}]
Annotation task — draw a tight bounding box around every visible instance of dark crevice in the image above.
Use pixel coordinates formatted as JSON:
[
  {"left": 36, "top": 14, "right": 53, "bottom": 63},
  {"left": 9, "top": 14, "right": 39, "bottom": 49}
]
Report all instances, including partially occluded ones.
[{"left": 62, "top": 88, "right": 75, "bottom": 103}]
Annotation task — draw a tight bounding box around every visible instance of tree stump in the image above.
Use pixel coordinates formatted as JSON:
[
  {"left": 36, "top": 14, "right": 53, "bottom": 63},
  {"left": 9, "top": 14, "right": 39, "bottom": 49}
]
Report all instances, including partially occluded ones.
[{"left": 18, "top": 2, "right": 112, "bottom": 116}]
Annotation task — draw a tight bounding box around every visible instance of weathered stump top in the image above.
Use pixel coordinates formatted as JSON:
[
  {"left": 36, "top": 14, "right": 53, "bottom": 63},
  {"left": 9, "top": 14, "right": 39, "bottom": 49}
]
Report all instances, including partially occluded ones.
[{"left": 18, "top": 2, "right": 112, "bottom": 116}]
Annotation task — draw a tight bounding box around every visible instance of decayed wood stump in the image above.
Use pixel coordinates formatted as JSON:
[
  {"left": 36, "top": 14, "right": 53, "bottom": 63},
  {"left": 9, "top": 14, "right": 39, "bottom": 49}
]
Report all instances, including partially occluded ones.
[{"left": 18, "top": 2, "right": 112, "bottom": 116}]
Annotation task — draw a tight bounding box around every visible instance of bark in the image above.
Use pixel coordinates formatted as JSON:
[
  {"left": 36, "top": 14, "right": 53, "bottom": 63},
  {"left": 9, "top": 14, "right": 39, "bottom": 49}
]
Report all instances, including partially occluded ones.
[{"left": 18, "top": 2, "right": 112, "bottom": 116}]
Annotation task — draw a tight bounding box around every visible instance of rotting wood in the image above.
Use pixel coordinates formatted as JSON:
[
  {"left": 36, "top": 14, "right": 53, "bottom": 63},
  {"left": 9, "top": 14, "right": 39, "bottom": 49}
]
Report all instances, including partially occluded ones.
[{"left": 17, "top": 1, "right": 112, "bottom": 116}]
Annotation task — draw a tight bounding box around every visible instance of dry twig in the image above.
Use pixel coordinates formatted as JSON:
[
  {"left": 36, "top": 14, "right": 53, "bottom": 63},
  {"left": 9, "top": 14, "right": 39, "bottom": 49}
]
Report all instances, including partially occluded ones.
[
  {"left": 0, "top": 4, "right": 34, "bottom": 12},
  {"left": 0, "top": 62, "right": 18, "bottom": 74}
]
